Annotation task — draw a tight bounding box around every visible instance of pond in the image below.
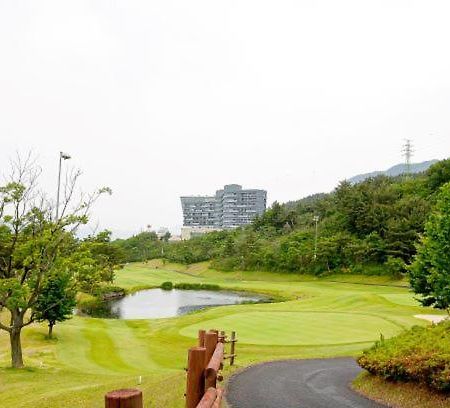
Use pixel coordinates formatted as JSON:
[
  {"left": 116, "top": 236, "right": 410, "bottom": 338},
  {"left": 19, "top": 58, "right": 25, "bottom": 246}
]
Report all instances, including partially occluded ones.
[{"left": 82, "top": 289, "right": 265, "bottom": 319}]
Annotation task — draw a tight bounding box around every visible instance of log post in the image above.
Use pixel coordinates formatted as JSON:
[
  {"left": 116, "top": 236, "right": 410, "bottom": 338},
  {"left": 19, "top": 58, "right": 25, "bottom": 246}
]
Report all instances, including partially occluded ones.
[
  {"left": 205, "top": 343, "right": 224, "bottom": 389},
  {"left": 218, "top": 331, "right": 226, "bottom": 343},
  {"left": 204, "top": 331, "right": 218, "bottom": 365},
  {"left": 230, "top": 331, "right": 236, "bottom": 366},
  {"left": 198, "top": 329, "right": 206, "bottom": 347},
  {"left": 186, "top": 347, "right": 206, "bottom": 408},
  {"left": 105, "top": 389, "right": 143, "bottom": 408}
]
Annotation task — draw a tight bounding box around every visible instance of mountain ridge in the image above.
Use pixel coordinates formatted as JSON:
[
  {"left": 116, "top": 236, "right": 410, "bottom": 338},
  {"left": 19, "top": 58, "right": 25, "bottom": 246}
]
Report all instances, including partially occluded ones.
[{"left": 347, "top": 160, "right": 438, "bottom": 184}]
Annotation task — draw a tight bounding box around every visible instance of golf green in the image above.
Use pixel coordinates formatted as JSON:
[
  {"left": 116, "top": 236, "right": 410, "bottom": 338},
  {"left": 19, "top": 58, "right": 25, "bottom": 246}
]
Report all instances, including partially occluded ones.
[{"left": 179, "top": 311, "right": 402, "bottom": 345}]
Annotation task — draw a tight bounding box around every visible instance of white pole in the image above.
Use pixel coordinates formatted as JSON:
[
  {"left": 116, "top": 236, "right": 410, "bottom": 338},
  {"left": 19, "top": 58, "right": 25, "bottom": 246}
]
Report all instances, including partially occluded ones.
[{"left": 313, "top": 215, "right": 319, "bottom": 261}]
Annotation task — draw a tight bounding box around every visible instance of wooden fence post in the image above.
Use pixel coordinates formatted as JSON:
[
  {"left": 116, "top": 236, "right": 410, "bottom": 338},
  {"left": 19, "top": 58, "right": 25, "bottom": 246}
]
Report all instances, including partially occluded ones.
[
  {"left": 204, "top": 331, "right": 218, "bottom": 365},
  {"left": 105, "top": 389, "right": 143, "bottom": 408},
  {"left": 198, "top": 329, "right": 206, "bottom": 347},
  {"left": 230, "top": 331, "right": 236, "bottom": 366},
  {"left": 205, "top": 342, "right": 224, "bottom": 389},
  {"left": 218, "top": 331, "right": 225, "bottom": 343},
  {"left": 186, "top": 347, "right": 206, "bottom": 408}
]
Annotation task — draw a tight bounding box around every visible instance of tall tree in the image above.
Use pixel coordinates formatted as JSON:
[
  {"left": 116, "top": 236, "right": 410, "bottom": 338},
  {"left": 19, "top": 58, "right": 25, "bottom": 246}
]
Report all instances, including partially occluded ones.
[
  {"left": 0, "top": 155, "right": 110, "bottom": 367},
  {"left": 409, "top": 182, "right": 450, "bottom": 312}
]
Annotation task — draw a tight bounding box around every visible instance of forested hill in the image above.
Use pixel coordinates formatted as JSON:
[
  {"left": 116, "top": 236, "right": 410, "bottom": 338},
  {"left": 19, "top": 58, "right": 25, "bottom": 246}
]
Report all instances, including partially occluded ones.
[
  {"left": 114, "top": 158, "right": 450, "bottom": 277},
  {"left": 348, "top": 160, "right": 438, "bottom": 184}
]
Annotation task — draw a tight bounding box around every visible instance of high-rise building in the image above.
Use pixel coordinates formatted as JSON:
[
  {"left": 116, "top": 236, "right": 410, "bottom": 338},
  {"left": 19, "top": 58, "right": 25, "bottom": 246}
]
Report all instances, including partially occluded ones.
[{"left": 180, "top": 184, "right": 267, "bottom": 233}]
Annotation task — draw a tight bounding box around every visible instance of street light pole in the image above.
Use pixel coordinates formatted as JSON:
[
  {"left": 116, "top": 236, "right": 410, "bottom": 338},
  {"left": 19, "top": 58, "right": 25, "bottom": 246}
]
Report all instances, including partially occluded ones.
[
  {"left": 313, "top": 215, "right": 319, "bottom": 261},
  {"left": 56, "top": 151, "right": 71, "bottom": 220}
]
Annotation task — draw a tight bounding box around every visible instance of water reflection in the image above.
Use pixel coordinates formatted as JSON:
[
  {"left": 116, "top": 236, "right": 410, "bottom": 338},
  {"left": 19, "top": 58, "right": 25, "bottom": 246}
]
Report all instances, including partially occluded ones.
[{"left": 85, "top": 289, "right": 264, "bottom": 319}]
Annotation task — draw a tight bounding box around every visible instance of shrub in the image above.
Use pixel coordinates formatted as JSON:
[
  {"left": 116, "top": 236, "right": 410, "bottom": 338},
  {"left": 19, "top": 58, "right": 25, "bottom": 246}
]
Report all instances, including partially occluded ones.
[
  {"left": 76, "top": 293, "right": 116, "bottom": 318},
  {"left": 210, "top": 257, "right": 240, "bottom": 271},
  {"left": 160, "top": 281, "right": 173, "bottom": 290},
  {"left": 384, "top": 256, "right": 406, "bottom": 278},
  {"left": 173, "top": 282, "right": 221, "bottom": 291},
  {"left": 357, "top": 321, "right": 450, "bottom": 391},
  {"left": 92, "top": 285, "right": 126, "bottom": 298}
]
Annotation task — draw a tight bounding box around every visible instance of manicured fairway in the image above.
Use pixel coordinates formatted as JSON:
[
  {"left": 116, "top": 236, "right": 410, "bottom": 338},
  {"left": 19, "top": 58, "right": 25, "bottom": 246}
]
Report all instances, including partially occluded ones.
[{"left": 0, "top": 261, "right": 442, "bottom": 407}]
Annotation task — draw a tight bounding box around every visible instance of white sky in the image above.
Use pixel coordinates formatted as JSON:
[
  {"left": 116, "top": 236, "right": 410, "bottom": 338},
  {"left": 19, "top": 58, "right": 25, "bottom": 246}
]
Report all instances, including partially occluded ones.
[{"left": 1, "top": 1, "right": 449, "bottom": 237}]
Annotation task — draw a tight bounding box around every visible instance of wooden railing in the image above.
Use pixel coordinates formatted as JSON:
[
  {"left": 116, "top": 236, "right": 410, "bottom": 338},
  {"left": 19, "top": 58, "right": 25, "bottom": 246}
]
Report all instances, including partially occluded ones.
[
  {"left": 103, "top": 329, "right": 237, "bottom": 408},
  {"left": 186, "top": 329, "right": 237, "bottom": 408}
]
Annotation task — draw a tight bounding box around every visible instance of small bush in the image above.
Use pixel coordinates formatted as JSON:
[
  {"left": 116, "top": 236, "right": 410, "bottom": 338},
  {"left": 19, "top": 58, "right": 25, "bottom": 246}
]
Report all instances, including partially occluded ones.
[
  {"left": 93, "top": 285, "right": 126, "bottom": 298},
  {"left": 210, "top": 257, "right": 240, "bottom": 271},
  {"left": 76, "top": 293, "right": 115, "bottom": 318},
  {"left": 173, "top": 282, "right": 221, "bottom": 291},
  {"left": 384, "top": 256, "right": 406, "bottom": 278},
  {"left": 160, "top": 281, "right": 173, "bottom": 290},
  {"left": 357, "top": 321, "right": 450, "bottom": 392}
]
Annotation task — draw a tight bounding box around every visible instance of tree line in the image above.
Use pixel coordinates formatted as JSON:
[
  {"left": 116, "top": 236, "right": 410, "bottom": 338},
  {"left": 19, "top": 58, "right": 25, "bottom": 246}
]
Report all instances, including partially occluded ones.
[{"left": 115, "top": 159, "right": 450, "bottom": 281}]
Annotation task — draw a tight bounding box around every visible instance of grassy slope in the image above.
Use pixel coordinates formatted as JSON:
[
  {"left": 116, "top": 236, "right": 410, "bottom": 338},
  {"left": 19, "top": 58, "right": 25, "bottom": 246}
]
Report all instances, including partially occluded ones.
[
  {"left": 353, "top": 372, "right": 450, "bottom": 408},
  {"left": 0, "top": 261, "right": 441, "bottom": 407}
]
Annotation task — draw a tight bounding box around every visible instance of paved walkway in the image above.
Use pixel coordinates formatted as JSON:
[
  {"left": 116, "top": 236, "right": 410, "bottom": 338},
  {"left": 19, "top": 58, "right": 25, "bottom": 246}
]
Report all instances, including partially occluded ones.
[{"left": 226, "top": 358, "right": 386, "bottom": 408}]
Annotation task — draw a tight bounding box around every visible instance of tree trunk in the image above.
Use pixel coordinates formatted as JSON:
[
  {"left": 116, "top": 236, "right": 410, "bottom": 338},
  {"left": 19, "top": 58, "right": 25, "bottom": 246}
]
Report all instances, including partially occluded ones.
[
  {"left": 10, "top": 327, "right": 24, "bottom": 368},
  {"left": 10, "top": 309, "right": 25, "bottom": 368},
  {"left": 48, "top": 322, "right": 54, "bottom": 339}
]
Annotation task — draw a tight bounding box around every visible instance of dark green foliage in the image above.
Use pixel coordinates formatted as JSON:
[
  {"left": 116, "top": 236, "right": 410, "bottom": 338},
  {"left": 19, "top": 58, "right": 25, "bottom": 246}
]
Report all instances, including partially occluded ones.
[
  {"left": 253, "top": 201, "right": 297, "bottom": 234},
  {"left": 163, "top": 230, "right": 233, "bottom": 264},
  {"left": 409, "top": 182, "right": 450, "bottom": 311},
  {"left": 92, "top": 285, "right": 126, "bottom": 298},
  {"left": 76, "top": 295, "right": 118, "bottom": 319},
  {"left": 88, "top": 230, "right": 127, "bottom": 265},
  {"left": 160, "top": 281, "right": 173, "bottom": 290},
  {"left": 173, "top": 282, "right": 221, "bottom": 291},
  {"left": 71, "top": 232, "right": 125, "bottom": 295},
  {"left": 75, "top": 231, "right": 125, "bottom": 292},
  {"left": 426, "top": 158, "right": 450, "bottom": 193},
  {"left": 384, "top": 256, "right": 406, "bottom": 279},
  {"left": 160, "top": 231, "right": 171, "bottom": 242},
  {"left": 112, "top": 231, "right": 161, "bottom": 262},
  {"left": 33, "top": 273, "right": 76, "bottom": 338},
  {"left": 357, "top": 321, "right": 450, "bottom": 391}
]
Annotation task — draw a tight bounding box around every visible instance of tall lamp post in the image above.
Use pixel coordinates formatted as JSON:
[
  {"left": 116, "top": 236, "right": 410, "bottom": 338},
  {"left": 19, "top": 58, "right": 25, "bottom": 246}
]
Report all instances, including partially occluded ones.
[
  {"left": 56, "top": 151, "right": 71, "bottom": 220},
  {"left": 313, "top": 215, "right": 320, "bottom": 261}
]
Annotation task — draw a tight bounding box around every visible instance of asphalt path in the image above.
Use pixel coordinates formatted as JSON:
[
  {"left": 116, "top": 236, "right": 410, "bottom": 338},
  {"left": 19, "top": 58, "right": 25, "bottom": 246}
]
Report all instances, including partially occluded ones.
[{"left": 225, "top": 358, "right": 386, "bottom": 408}]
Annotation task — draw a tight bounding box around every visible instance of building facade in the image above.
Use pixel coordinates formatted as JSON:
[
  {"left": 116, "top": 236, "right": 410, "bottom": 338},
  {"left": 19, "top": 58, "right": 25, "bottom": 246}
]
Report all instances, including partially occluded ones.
[{"left": 180, "top": 184, "right": 267, "bottom": 233}]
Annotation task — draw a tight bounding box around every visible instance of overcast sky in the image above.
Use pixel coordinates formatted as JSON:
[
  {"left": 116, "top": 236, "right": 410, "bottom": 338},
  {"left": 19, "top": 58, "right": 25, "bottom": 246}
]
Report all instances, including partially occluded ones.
[{"left": 1, "top": 1, "right": 450, "bottom": 237}]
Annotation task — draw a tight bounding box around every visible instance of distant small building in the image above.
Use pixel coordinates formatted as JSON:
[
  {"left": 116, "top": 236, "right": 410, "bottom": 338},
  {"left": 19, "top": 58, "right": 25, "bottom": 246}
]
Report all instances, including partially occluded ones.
[
  {"left": 181, "top": 226, "right": 222, "bottom": 240},
  {"left": 168, "top": 234, "right": 182, "bottom": 242},
  {"left": 156, "top": 227, "right": 169, "bottom": 239},
  {"left": 180, "top": 184, "right": 267, "bottom": 238}
]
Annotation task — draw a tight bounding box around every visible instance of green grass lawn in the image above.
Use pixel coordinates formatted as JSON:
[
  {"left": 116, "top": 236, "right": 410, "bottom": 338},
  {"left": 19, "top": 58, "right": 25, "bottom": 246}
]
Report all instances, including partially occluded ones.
[{"left": 0, "top": 261, "right": 441, "bottom": 407}]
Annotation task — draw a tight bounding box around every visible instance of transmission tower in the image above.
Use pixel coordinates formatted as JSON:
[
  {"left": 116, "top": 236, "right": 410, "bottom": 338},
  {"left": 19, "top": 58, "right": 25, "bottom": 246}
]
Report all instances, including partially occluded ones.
[{"left": 402, "top": 139, "right": 414, "bottom": 175}]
